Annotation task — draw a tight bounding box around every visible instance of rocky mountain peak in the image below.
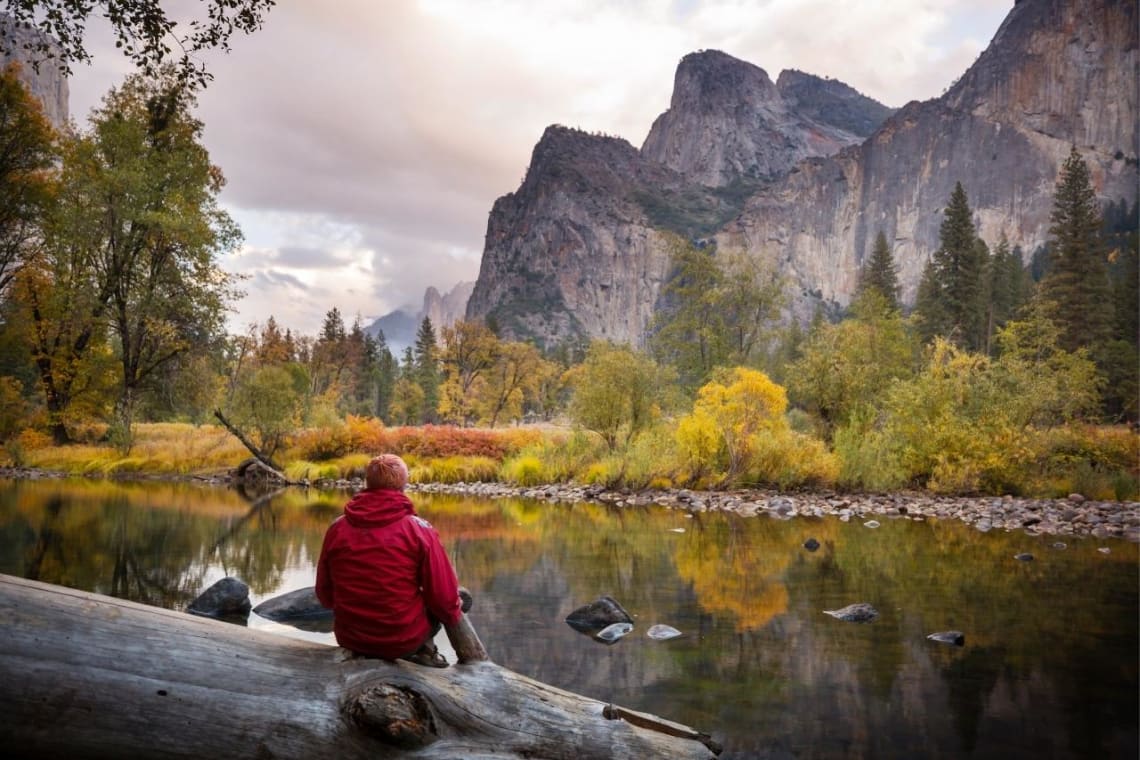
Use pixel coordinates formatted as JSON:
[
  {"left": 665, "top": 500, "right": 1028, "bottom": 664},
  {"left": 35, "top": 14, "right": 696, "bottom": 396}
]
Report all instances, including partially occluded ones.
[
  {"left": 641, "top": 49, "right": 890, "bottom": 187},
  {"left": 468, "top": 0, "right": 1136, "bottom": 349},
  {"left": 775, "top": 69, "right": 896, "bottom": 138}
]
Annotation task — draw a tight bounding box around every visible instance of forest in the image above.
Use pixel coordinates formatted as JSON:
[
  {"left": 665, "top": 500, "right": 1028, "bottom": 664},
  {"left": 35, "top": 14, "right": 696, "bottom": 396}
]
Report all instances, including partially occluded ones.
[{"left": 0, "top": 63, "right": 1137, "bottom": 500}]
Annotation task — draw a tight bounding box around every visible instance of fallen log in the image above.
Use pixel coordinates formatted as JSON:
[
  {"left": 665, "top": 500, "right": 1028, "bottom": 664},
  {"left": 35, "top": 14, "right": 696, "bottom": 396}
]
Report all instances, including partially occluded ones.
[
  {"left": 0, "top": 575, "right": 720, "bottom": 758},
  {"left": 212, "top": 408, "right": 289, "bottom": 479}
]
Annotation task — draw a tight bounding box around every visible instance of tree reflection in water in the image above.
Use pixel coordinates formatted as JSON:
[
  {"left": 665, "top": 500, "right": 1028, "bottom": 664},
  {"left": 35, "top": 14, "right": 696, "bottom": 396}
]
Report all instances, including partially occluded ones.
[{"left": 0, "top": 480, "right": 1135, "bottom": 759}]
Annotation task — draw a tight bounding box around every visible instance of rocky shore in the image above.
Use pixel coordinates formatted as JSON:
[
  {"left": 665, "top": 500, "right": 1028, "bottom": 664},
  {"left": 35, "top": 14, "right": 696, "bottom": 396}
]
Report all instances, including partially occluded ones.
[
  {"left": 406, "top": 481, "right": 1140, "bottom": 543},
  {"left": 3, "top": 466, "right": 1137, "bottom": 542}
]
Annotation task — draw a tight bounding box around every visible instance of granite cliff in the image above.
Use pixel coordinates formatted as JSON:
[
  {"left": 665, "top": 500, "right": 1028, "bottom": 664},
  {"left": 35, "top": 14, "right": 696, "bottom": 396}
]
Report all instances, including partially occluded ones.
[
  {"left": 0, "top": 13, "right": 68, "bottom": 129},
  {"left": 470, "top": 0, "right": 1137, "bottom": 345}
]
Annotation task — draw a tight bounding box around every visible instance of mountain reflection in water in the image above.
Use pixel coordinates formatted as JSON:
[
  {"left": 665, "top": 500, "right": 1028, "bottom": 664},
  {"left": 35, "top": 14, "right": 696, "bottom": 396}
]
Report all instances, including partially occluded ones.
[{"left": 1, "top": 478, "right": 1136, "bottom": 759}]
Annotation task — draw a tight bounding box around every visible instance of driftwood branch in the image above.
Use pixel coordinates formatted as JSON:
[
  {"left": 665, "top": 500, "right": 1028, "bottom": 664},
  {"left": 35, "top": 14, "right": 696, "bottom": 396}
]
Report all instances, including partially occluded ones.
[
  {"left": 0, "top": 575, "right": 720, "bottom": 759},
  {"left": 212, "top": 408, "right": 288, "bottom": 478}
]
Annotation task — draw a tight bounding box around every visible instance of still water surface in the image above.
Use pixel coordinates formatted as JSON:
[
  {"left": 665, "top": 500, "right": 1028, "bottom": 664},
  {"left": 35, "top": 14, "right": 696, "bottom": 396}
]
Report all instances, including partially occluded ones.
[{"left": 1, "top": 478, "right": 1136, "bottom": 759}]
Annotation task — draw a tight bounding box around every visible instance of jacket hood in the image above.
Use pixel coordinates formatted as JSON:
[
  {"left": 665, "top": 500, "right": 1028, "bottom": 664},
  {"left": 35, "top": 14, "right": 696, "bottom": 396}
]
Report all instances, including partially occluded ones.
[{"left": 343, "top": 489, "right": 415, "bottom": 529}]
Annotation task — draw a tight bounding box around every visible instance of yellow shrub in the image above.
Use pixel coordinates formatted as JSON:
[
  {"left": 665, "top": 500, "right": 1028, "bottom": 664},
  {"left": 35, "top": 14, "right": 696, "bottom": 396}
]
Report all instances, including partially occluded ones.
[{"left": 500, "top": 455, "right": 545, "bottom": 486}]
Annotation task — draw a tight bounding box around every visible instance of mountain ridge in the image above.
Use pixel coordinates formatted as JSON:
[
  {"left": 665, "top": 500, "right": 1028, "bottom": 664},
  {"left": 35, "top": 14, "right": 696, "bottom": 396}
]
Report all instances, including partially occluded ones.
[{"left": 467, "top": 0, "right": 1138, "bottom": 344}]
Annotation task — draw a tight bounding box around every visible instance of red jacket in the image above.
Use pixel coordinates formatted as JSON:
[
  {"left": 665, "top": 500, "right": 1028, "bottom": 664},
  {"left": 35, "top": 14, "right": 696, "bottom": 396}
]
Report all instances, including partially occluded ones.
[{"left": 315, "top": 489, "right": 462, "bottom": 659}]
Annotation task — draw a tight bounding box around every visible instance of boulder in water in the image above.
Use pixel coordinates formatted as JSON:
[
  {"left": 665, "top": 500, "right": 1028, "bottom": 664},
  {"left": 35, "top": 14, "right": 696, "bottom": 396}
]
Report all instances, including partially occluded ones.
[
  {"left": 647, "top": 624, "right": 682, "bottom": 641},
  {"left": 188, "top": 577, "right": 251, "bottom": 620},
  {"left": 926, "top": 630, "right": 966, "bottom": 646},
  {"left": 823, "top": 603, "right": 878, "bottom": 623},
  {"left": 565, "top": 595, "right": 633, "bottom": 633},
  {"left": 252, "top": 586, "right": 331, "bottom": 622},
  {"left": 594, "top": 622, "right": 633, "bottom": 643}
]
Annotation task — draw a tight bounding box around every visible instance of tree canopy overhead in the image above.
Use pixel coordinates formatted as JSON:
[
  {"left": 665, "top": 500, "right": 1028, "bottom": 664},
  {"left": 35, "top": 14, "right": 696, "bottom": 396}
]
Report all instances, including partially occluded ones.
[{"left": 1, "top": 0, "right": 276, "bottom": 89}]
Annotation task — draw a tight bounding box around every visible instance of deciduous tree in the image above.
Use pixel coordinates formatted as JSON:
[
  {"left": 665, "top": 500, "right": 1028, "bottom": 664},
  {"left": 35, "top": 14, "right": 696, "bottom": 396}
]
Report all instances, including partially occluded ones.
[
  {"left": 1, "top": 0, "right": 276, "bottom": 89},
  {"left": 0, "top": 63, "right": 55, "bottom": 296},
  {"left": 568, "top": 341, "right": 665, "bottom": 449}
]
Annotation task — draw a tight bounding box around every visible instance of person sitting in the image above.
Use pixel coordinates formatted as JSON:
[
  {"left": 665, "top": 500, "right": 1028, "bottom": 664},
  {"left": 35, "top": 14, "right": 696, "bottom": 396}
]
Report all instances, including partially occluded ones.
[{"left": 315, "top": 454, "right": 463, "bottom": 667}]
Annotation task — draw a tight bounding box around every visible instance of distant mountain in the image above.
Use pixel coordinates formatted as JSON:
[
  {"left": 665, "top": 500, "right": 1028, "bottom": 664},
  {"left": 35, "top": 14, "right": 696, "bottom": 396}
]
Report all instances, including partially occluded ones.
[
  {"left": 365, "top": 281, "right": 474, "bottom": 354},
  {"left": 467, "top": 0, "right": 1138, "bottom": 346}
]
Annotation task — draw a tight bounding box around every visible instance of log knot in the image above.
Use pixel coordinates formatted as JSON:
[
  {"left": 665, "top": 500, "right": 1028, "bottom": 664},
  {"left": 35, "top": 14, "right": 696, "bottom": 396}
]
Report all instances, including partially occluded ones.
[{"left": 345, "top": 683, "right": 437, "bottom": 749}]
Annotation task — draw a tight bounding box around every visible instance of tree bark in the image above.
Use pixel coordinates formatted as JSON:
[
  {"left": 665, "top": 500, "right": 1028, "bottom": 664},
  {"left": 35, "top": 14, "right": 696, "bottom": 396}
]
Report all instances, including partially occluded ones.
[{"left": 0, "top": 574, "right": 720, "bottom": 759}]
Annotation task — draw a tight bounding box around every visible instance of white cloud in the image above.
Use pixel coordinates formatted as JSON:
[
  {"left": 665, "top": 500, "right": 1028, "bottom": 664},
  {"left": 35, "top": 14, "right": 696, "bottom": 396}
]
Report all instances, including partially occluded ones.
[{"left": 63, "top": 0, "right": 1013, "bottom": 335}]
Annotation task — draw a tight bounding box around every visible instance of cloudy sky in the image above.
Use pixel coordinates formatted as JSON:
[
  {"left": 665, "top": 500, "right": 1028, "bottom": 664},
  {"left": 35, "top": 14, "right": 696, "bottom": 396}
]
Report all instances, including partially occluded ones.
[{"left": 66, "top": 0, "right": 1012, "bottom": 336}]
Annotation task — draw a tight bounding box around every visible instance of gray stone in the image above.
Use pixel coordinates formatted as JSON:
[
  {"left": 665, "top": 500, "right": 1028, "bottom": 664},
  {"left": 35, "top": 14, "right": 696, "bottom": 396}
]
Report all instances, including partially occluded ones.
[
  {"left": 594, "top": 622, "right": 634, "bottom": 643},
  {"left": 647, "top": 624, "right": 683, "bottom": 641},
  {"left": 823, "top": 603, "right": 878, "bottom": 623},
  {"left": 802, "top": 537, "right": 821, "bottom": 552},
  {"left": 566, "top": 596, "right": 634, "bottom": 633},
  {"left": 188, "top": 577, "right": 251, "bottom": 619},
  {"left": 927, "top": 630, "right": 966, "bottom": 646},
  {"left": 253, "top": 586, "right": 331, "bottom": 621}
]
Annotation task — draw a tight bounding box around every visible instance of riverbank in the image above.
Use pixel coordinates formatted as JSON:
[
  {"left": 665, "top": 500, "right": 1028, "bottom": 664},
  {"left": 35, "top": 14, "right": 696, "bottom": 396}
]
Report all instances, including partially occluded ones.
[
  {"left": 4, "top": 465, "right": 1137, "bottom": 542},
  {"left": 406, "top": 481, "right": 1140, "bottom": 543}
]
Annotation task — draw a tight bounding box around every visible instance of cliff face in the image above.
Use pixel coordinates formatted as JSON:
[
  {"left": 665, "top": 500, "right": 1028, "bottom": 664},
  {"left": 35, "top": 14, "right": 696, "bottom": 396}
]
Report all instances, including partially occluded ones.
[
  {"left": 0, "top": 14, "right": 69, "bottom": 129},
  {"left": 469, "top": 0, "right": 1138, "bottom": 344},
  {"left": 722, "top": 0, "right": 1138, "bottom": 314},
  {"left": 467, "top": 126, "right": 684, "bottom": 346},
  {"left": 640, "top": 50, "right": 889, "bottom": 187}
]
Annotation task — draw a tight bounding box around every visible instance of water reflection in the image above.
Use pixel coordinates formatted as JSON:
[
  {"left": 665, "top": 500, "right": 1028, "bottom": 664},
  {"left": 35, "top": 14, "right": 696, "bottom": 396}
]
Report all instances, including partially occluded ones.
[{"left": 0, "top": 478, "right": 1136, "bottom": 759}]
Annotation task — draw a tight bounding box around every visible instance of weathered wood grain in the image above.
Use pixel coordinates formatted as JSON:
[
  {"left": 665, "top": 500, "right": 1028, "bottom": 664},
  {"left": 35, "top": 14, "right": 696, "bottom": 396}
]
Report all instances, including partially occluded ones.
[{"left": 0, "top": 574, "right": 718, "bottom": 759}]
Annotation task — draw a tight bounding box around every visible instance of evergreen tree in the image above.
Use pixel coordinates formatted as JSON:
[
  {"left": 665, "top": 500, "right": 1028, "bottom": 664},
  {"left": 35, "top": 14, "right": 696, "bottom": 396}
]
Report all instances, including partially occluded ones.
[
  {"left": 916, "top": 182, "right": 987, "bottom": 350},
  {"left": 857, "top": 230, "right": 901, "bottom": 312},
  {"left": 1038, "top": 146, "right": 1113, "bottom": 354},
  {"left": 373, "top": 330, "right": 397, "bottom": 423},
  {"left": 413, "top": 317, "right": 440, "bottom": 423},
  {"left": 914, "top": 259, "right": 947, "bottom": 343},
  {"left": 985, "top": 235, "right": 1028, "bottom": 354},
  {"left": 938, "top": 182, "right": 987, "bottom": 350}
]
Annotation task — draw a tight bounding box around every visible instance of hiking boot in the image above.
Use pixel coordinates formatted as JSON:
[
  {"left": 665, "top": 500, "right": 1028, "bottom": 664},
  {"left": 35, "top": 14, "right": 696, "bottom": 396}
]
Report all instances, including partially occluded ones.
[{"left": 402, "top": 641, "right": 448, "bottom": 668}]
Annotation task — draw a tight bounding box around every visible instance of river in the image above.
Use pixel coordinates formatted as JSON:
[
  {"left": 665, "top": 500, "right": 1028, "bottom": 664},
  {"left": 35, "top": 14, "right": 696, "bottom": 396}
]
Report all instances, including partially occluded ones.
[{"left": 1, "top": 477, "right": 1136, "bottom": 758}]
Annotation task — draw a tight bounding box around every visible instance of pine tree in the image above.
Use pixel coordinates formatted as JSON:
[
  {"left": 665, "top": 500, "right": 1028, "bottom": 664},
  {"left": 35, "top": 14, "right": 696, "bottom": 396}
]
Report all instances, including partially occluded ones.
[
  {"left": 914, "top": 259, "right": 947, "bottom": 344},
  {"left": 857, "top": 230, "right": 901, "bottom": 312},
  {"left": 413, "top": 316, "right": 440, "bottom": 423},
  {"left": 1039, "top": 146, "right": 1113, "bottom": 354},
  {"left": 985, "top": 234, "right": 1029, "bottom": 354},
  {"left": 919, "top": 182, "right": 988, "bottom": 350}
]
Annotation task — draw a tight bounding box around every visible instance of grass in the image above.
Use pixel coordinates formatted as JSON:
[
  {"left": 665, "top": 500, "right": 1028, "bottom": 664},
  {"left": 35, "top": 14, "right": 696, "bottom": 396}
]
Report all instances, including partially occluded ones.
[{"left": 3, "top": 419, "right": 1136, "bottom": 502}]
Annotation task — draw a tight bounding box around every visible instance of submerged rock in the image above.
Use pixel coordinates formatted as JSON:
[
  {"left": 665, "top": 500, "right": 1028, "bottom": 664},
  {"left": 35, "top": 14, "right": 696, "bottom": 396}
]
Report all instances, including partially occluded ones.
[
  {"left": 566, "top": 595, "right": 634, "bottom": 633},
  {"left": 188, "top": 577, "right": 251, "bottom": 620},
  {"left": 823, "top": 603, "right": 878, "bottom": 623},
  {"left": 1014, "top": 553, "right": 1034, "bottom": 561},
  {"left": 863, "top": 520, "right": 881, "bottom": 529},
  {"left": 647, "top": 624, "right": 683, "bottom": 641},
  {"left": 595, "top": 622, "right": 634, "bottom": 643},
  {"left": 802, "top": 538, "right": 820, "bottom": 552},
  {"left": 927, "top": 630, "right": 966, "bottom": 646}
]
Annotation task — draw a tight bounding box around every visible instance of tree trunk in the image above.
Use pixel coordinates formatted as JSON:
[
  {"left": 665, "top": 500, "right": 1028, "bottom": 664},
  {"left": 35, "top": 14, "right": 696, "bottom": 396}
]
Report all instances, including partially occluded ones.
[
  {"left": 0, "top": 575, "right": 720, "bottom": 759},
  {"left": 213, "top": 408, "right": 286, "bottom": 474}
]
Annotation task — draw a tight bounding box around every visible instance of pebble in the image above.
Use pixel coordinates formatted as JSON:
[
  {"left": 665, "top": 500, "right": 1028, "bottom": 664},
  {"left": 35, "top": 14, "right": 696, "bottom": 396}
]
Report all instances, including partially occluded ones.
[{"left": 401, "top": 481, "right": 1140, "bottom": 541}]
